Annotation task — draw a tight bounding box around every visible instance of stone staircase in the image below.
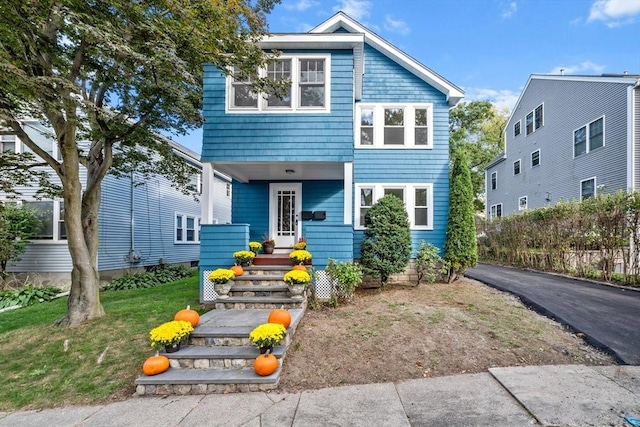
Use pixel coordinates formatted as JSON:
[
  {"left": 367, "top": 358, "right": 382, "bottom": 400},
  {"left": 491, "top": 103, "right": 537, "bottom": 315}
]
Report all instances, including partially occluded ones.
[{"left": 134, "top": 262, "right": 306, "bottom": 396}]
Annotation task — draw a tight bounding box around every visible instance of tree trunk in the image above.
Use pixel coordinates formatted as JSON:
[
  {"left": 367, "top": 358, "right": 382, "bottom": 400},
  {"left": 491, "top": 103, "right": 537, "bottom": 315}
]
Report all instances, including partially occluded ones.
[{"left": 57, "top": 123, "right": 106, "bottom": 327}]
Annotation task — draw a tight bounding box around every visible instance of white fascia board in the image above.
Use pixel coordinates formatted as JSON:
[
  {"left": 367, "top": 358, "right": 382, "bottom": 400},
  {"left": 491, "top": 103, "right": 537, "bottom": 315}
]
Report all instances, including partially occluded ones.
[
  {"left": 310, "top": 12, "right": 464, "bottom": 107},
  {"left": 530, "top": 74, "right": 639, "bottom": 85}
]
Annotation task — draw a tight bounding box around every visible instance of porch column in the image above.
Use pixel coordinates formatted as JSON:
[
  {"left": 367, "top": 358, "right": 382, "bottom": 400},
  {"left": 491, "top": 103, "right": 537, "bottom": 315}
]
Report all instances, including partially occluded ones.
[
  {"left": 344, "top": 162, "right": 353, "bottom": 225},
  {"left": 201, "top": 163, "right": 214, "bottom": 224}
]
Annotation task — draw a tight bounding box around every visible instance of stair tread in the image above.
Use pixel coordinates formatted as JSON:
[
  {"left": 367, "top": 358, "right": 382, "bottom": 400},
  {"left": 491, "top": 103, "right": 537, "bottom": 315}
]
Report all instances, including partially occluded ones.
[
  {"left": 231, "top": 285, "right": 288, "bottom": 292},
  {"left": 163, "top": 345, "right": 285, "bottom": 359},
  {"left": 135, "top": 366, "right": 281, "bottom": 385},
  {"left": 233, "top": 275, "right": 286, "bottom": 281},
  {"left": 215, "top": 296, "right": 303, "bottom": 303}
]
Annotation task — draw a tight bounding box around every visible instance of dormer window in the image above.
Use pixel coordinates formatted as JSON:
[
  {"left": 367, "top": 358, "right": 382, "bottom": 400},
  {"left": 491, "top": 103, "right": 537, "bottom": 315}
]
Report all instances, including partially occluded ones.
[{"left": 227, "top": 55, "right": 330, "bottom": 113}]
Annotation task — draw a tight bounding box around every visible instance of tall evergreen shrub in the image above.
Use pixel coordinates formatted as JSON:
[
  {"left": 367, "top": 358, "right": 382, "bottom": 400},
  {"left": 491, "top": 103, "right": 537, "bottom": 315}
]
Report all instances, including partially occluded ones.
[
  {"left": 360, "top": 194, "right": 412, "bottom": 286},
  {"left": 444, "top": 151, "right": 478, "bottom": 281}
]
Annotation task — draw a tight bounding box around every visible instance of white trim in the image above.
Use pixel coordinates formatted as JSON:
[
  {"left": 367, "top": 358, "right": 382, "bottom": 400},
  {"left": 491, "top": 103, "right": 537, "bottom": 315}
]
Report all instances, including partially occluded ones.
[
  {"left": 573, "top": 115, "right": 605, "bottom": 158},
  {"left": 518, "top": 196, "right": 528, "bottom": 211},
  {"left": 580, "top": 176, "right": 597, "bottom": 200},
  {"left": 309, "top": 12, "right": 463, "bottom": 107},
  {"left": 201, "top": 163, "right": 214, "bottom": 224},
  {"left": 490, "top": 171, "right": 497, "bottom": 190},
  {"left": 531, "top": 149, "right": 541, "bottom": 167},
  {"left": 355, "top": 103, "right": 433, "bottom": 148},
  {"left": 489, "top": 203, "right": 503, "bottom": 219},
  {"left": 344, "top": 162, "right": 353, "bottom": 225},
  {"left": 4, "top": 199, "right": 67, "bottom": 242},
  {"left": 269, "top": 182, "right": 302, "bottom": 247},
  {"left": 354, "top": 183, "right": 433, "bottom": 230},
  {"left": 226, "top": 54, "right": 331, "bottom": 114},
  {"left": 513, "top": 120, "right": 521, "bottom": 138},
  {"left": 174, "top": 212, "right": 200, "bottom": 244},
  {"left": 513, "top": 159, "right": 521, "bottom": 175},
  {"left": 629, "top": 85, "right": 636, "bottom": 190}
]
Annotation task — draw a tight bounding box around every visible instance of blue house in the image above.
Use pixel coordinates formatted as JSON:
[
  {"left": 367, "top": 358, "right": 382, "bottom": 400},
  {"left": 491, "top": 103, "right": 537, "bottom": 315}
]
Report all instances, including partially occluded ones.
[{"left": 199, "top": 12, "right": 463, "bottom": 300}]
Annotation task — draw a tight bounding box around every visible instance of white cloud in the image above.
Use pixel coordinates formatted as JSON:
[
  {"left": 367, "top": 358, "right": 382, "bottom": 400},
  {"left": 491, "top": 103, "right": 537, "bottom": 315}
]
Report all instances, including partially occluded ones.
[
  {"left": 501, "top": 1, "right": 518, "bottom": 19},
  {"left": 283, "top": 0, "right": 319, "bottom": 12},
  {"left": 587, "top": 0, "right": 640, "bottom": 27},
  {"left": 462, "top": 87, "right": 521, "bottom": 112},
  {"left": 383, "top": 15, "right": 410, "bottom": 35},
  {"left": 549, "top": 61, "right": 606, "bottom": 75},
  {"left": 333, "top": 0, "right": 371, "bottom": 21}
]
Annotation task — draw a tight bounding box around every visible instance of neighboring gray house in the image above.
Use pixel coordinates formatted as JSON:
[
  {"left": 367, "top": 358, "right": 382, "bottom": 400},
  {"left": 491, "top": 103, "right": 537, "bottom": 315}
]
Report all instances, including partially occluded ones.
[
  {"left": 0, "top": 120, "right": 232, "bottom": 287},
  {"left": 485, "top": 74, "right": 640, "bottom": 219}
]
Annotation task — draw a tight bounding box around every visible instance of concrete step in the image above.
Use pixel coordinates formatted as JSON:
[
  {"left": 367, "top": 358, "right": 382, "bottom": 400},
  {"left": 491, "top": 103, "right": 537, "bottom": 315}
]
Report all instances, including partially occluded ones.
[
  {"left": 243, "top": 266, "right": 292, "bottom": 276},
  {"left": 230, "top": 285, "right": 289, "bottom": 298},
  {"left": 165, "top": 345, "right": 286, "bottom": 369},
  {"left": 135, "top": 366, "right": 282, "bottom": 395},
  {"left": 233, "top": 275, "right": 286, "bottom": 285},
  {"left": 211, "top": 296, "right": 307, "bottom": 310}
]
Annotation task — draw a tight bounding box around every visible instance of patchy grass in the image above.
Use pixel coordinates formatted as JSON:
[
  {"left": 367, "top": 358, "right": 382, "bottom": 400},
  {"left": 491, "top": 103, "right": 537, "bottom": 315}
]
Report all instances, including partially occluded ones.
[
  {"left": 278, "top": 278, "right": 615, "bottom": 392},
  {"left": 0, "top": 277, "right": 200, "bottom": 411}
]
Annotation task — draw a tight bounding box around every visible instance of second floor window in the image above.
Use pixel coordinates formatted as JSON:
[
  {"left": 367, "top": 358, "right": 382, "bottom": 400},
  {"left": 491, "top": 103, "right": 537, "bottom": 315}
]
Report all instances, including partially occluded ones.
[
  {"left": 574, "top": 117, "right": 604, "bottom": 157},
  {"left": 228, "top": 55, "right": 330, "bottom": 112},
  {"left": 356, "top": 104, "right": 433, "bottom": 148},
  {"left": 513, "top": 159, "right": 521, "bottom": 175},
  {"left": 531, "top": 149, "right": 540, "bottom": 167},
  {"left": 491, "top": 171, "right": 497, "bottom": 190},
  {"left": 1, "top": 134, "right": 16, "bottom": 152},
  {"left": 514, "top": 121, "right": 521, "bottom": 137}
]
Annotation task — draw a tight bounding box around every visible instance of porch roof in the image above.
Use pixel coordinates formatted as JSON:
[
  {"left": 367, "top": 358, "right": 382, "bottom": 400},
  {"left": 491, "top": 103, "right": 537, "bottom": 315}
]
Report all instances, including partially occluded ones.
[{"left": 211, "top": 161, "right": 345, "bottom": 183}]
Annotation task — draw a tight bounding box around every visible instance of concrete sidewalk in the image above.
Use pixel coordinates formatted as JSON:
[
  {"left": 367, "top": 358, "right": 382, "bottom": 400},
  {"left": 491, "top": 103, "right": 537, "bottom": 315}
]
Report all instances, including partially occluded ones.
[{"left": 1, "top": 365, "right": 638, "bottom": 427}]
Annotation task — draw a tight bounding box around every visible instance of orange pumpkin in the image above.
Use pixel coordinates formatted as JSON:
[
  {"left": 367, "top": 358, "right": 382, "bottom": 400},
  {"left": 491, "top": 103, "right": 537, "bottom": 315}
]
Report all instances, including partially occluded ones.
[
  {"left": 174, "top": 305, "right": 200, "bottom": 327},
  {"left": 230, "top": 265, "right": 244, "bottom": 276},
  {"left": 142, "top": 353, "right": 170, "bottom": 376},
  {"left": 254, "top": 353, "right": 278, "bottom": 376},
  {"left": 292, "top": 265, "right": 306, "bottom": 272},
  {"left": 268, "top": 308, "right": 291, "bottom": 329}
]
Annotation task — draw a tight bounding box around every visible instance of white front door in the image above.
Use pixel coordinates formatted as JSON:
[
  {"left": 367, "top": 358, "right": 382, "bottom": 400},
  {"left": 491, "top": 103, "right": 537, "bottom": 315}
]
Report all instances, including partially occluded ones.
[{"left": 269, "top": 183, "right": 301, "bottom": 248}]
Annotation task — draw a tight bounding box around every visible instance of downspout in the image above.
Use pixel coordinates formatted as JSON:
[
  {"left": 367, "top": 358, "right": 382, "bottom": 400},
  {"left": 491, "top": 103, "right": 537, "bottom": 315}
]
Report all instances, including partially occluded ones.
[{"left": 130, "top": 170, "right": 135, "bottom": 268}]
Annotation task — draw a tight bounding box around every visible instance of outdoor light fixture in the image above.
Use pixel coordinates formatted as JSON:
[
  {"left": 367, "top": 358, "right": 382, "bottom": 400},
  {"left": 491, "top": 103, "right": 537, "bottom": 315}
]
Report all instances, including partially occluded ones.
[
  {"left": 285, "top": 169, "right": 295, "bottom": 175},
  {"left": 545, "top": 192, "right": 551, "bottom": 202}
]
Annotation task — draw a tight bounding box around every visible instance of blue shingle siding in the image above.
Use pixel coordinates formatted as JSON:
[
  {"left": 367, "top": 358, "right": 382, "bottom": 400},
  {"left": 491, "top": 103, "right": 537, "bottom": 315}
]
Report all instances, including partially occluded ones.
[
  {"left": 353, "top": 46, "right": 451, "bottom": 255},
  {"left": 305, "top": 224, "right": 353, "bottom": 269},
  {"left": 231, "top": 180, "right": 270, "bottom": 242},
  {"left": 487, "top": 77, "right": 633, "bottom": 216},
  {"left": 201, "top": 49, "right": 354, "bottom": 163},
  {"left": 300, "top": 180, "right": 344, "bottom": 226}
]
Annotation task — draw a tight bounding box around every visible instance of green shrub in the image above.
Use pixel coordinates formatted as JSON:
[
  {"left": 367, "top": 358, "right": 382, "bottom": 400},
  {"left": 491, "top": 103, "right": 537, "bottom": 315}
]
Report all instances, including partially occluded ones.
[
  {"left": 415, "top": 240, "right": 448, "bottom": 284},
  {"left": 104, "top": 265, "right": 193, "bottom": 291},
  {"left": 444, "top": 150, "right": 478, "bottom": 281},
  {"left": 325, "top": 259, "right": 363, "bottom": 303},
  {"left": 360, "top": 194, "right": 412, "bottom": 286},
  {"left": 0, "top": 286, "right": 62, "bottom": 308}
]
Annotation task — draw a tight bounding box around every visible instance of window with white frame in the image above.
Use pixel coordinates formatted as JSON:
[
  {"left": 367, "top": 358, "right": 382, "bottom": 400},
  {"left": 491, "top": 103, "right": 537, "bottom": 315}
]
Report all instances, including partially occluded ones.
[
  {"left": 355, "top": 183, "right": 433, "bottom": 229},
  {"left": 228, "top": 55, "right": 330, "bottom": 112},
  {"left": 19, "top": 200, "right": 66, "bottom": 241},
  {"left": 526, "top": 104, "right": 543, "bottom": 135},
  {"left": 175, "top": 213, "right": 200, "bottom": 243},
  {"left": 531, "top": 149, "right": 540, "bottom": 167},
  {"left": 356, "top": 104, "right": 433, "bottom": 148},
  {"left": 518, "top": 196, "right": 528, "bottom": 211},
  {"left": 0, "top": 134, "right": 16, "bottom": 153},
  {"left": 490, "top": 203, "right": 502, "bottom": 219},
  {"left": 226, "top": 183, "right": 232, "bottom": 198},
  {"left": 514, "top": 121, "right": 521, "bottom": 137},
  {"left": 187, "top": 171, "right": 202, "bottom": 195},
  {"left": 513, "top": 159, "right": 521, "bottom": 175},
  {"left": 490, "top": 171, "right": 497, "bottom": 190},
  {"left": 581, "top": 177, "right": 596, "bottom": 201},
  {"left": 574, "top": 116, "right": 604, "bottom": 157}
]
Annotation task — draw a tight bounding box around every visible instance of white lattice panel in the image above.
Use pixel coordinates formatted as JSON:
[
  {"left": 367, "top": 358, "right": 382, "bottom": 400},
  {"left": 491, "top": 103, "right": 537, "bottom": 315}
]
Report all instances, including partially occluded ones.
[
  {"left": 202, "top": 270, "right": 219, "bottom": 301},
  {"left": 314, "top": 270, "right": 336, "bottom": 300}
]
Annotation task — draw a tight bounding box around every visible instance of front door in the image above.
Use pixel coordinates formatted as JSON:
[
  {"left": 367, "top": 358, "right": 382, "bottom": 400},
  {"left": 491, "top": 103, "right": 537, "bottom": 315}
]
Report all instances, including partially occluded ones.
[{"left": 269, "top": 183, "right": 301, "bottom": 248}]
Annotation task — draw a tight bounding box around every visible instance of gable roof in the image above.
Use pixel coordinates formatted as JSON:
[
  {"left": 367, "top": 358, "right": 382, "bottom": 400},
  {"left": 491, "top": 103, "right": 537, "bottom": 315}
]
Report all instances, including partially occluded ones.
[{"left": 310, "top": 12, "right": 464, "bottom": 107}]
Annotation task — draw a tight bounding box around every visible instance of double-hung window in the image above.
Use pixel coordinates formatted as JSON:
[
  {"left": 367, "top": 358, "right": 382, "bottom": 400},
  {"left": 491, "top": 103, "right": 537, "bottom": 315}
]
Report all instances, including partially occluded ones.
[
  {"left": 355, "top": 183, "right": 433, "bottom": 229},
  {"left": 19, "top": 199, "right": 66, "bottom": 241},
  {"left": 228, "top": 55, "right": 330, "bottom": 112},
  {"left": 513, "top": 159, "right": 521, "bottom": 175},
  {"left": 175, "top": 213, "right": 200, "bottom": 243},
  {"left": 491, "top": 171, "right": 497, "bottom": 190},
  {"left": 514, "top": 121, "right": 521, "bottom": 137},
  {"left": 574, "top": 117, "right": 604, "bottom": 157},
  {"left": 580, "top": 177, "right": 596, "bottom": 200},
  {"left": 525, "top": 104, "right": 543, "bottom": 135},
  {"left": 531, "top": 149, "right": 540, "bottom": 167},
  {"left": 356, "top": 104, "right": 433, "bottom": 148}
]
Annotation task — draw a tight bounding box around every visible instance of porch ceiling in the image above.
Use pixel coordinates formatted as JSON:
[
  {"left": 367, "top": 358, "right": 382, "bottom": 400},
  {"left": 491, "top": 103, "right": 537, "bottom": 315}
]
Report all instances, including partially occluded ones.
[{"left": 212, "top": 162, "right": 345, "bottom": 183}]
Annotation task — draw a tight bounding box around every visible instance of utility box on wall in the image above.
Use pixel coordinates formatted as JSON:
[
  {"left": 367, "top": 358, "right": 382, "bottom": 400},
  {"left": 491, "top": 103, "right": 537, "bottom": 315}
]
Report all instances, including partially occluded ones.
[{"left": 312, "top": 211, "right": 326, "bottom": 221}]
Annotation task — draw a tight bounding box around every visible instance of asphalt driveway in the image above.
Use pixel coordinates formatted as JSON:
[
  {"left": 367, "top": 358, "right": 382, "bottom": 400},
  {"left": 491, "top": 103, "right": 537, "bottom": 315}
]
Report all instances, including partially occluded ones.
[{"left": 466, "top": 263, "right": 640, "bottom": 365}]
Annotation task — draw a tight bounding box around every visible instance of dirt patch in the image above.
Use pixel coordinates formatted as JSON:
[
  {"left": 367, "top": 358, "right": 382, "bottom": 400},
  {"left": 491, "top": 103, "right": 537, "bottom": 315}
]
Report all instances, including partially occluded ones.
[{"left": 277, "top": 278, "right": 615, "bottom": 392}]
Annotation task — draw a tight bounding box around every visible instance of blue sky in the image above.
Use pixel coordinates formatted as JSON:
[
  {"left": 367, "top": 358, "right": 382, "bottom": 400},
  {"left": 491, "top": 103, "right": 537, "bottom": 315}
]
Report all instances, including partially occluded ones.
[{"left": 172, "top": 0, "right": 640, "bottom": 153}]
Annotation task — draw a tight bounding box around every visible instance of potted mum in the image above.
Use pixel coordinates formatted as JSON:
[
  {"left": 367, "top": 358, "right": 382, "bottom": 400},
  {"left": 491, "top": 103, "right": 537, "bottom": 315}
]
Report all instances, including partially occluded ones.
[
  {"left": 289, "top": 249, "right": 312, "bottom": 265},
  {"left": 233, "top": 250, "right": 255, "bottom": 266},
  {"left": 208, "top": 268, "right": 236, "bottom": 298},
  {"left": 249, "top": 241, "right": 262, "bottom": 255},
  {"left": 149, "top": 320, "right": 194, "bottom": 353},
  {"left": 293, "top": 236, "right": 307, "bottom": 250},
  {"left": 249, "top": 322, "right": 287, "bottom": 353},
  {"left": 283, "top": 269, "right": 311, "bottom": 299}
]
